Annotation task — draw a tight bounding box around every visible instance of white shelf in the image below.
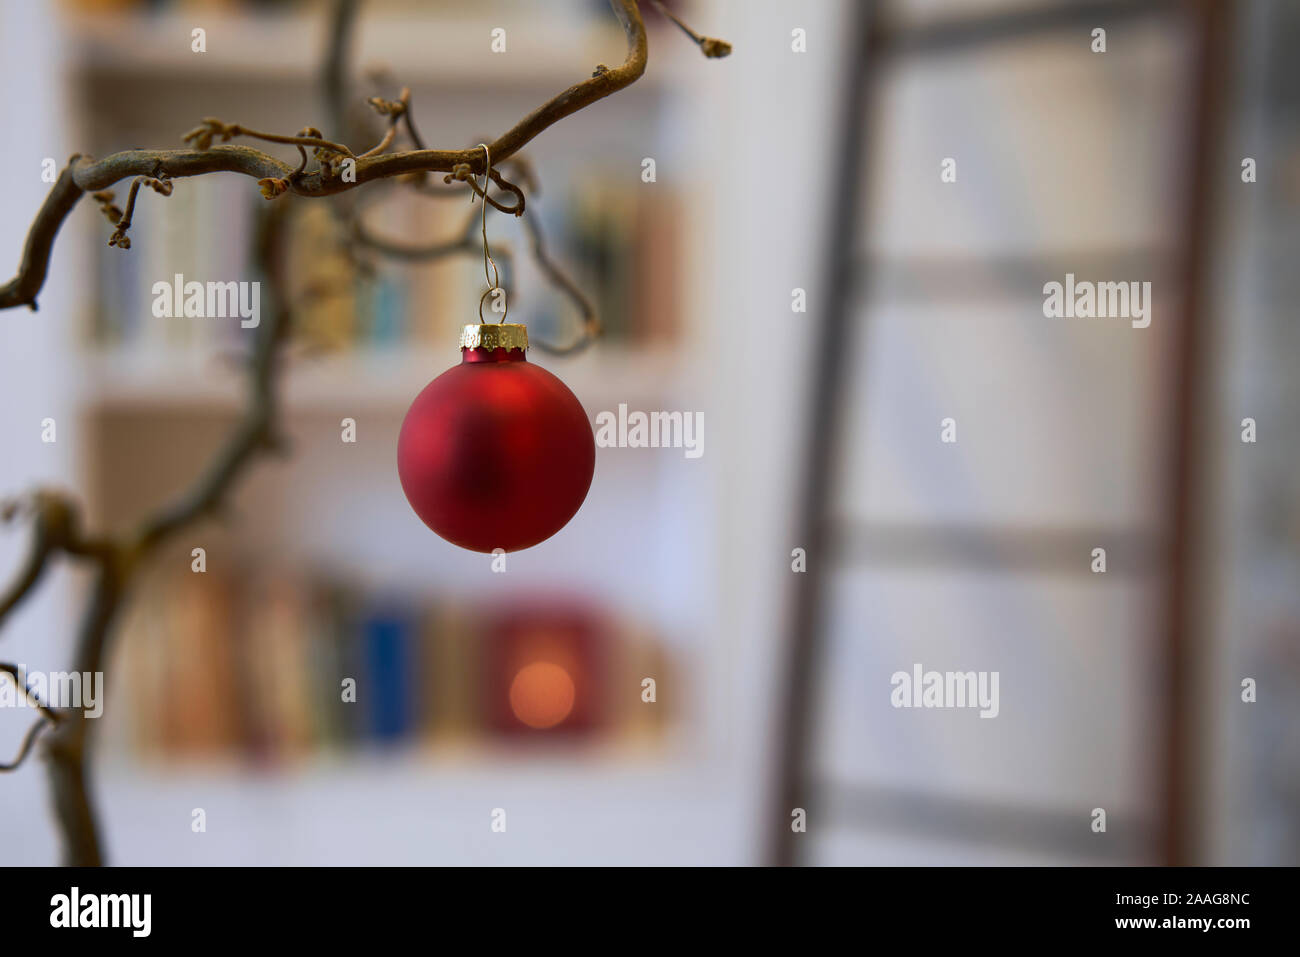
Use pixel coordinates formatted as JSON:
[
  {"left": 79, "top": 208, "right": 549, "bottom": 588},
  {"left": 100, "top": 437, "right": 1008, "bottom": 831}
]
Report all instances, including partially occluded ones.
[
  {"left": 93, "top": 744, "right": 743, "bottom": 866},
  {"left": 74, "top": 344, "right": 685, "bottom": 413},
  {"left": 64, "top": 8, "right": 677, "bottom": 92}
]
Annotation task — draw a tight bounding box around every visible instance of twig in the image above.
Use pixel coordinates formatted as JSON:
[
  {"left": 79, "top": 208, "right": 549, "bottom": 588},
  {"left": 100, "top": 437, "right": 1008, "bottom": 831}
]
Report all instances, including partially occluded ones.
[
  {"left": 0, "top": 663, "right": 64, "bottom": 718},
  {"left": 182, "top": 118, "right": 354, "bottom": 158},
  {"left": 105, "top": 171, "right": 172, "bottom": 249},
  {"left": 0, "top": 491, "right": 113, "bottom": 630},
  {"left": 402, "top": 96, "right": 428, "bottom": 152},
  {"left": 522, "top": 211, "right": 600, "bottom": 355},
  {"left": 649, "top": 0, "right": 732, "bottom": 58},
  {"left": 358, "top": 123, "right": 399, "bottom": 159},
  {"left": 354, "top": 205, "right": 492, "bottom": 260},
  {"left": 442, "top": 165, "right": 526, "bottom": 215},
  {"left": 0, "top": 716, "right": 54, "bottom": 772},
  {"left": 0, "top": 501, "right": 54, "bottom": 625}
]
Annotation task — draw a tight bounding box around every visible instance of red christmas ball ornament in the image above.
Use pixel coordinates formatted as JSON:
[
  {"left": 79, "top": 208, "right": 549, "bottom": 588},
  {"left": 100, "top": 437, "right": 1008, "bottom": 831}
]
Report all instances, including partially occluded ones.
[{"left": 397, "top": 323, "right": 595, "bottom": 552}]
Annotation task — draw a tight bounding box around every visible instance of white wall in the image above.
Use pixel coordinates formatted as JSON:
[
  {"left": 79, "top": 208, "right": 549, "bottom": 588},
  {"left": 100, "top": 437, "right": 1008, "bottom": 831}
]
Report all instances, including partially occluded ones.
[{"left": 0, "top": 0, "right": 86, "bottom": 864}]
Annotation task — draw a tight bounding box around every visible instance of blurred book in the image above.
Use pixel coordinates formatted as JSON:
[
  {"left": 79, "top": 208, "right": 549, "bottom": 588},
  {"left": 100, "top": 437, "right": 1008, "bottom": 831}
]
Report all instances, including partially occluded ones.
[
  {"left": 358, "top": 599, "right": 420, "bottom": 744},
  {"left": 117, "top": 566, "right": 673, "bottom": 764},
  {"left": 422, "top": 600, "right": 479, "bottom": 744},
  {"left": 311, "top": 581, "right": 365, "bottom": 751},
  {"left": 482, "top": 603, "right": 606, "bottom": 737},
  {"left": 159, "top": 571, "right": 240, "bottom": 756},
  {"left": 243, "top": 573, "right": 315, "bottom": 761}
]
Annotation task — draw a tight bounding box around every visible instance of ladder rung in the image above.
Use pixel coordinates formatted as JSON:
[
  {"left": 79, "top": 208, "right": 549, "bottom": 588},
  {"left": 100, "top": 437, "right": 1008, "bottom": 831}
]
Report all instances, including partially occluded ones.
[
  {"left": 817, "top": 780, "right": 1149, "bottom": 861},
  {"left": 867, "top": 0, "right": 1180, "bottom": 59},
  {"left": 829, "top": 520, "right": 1162, "bottom": 576}
]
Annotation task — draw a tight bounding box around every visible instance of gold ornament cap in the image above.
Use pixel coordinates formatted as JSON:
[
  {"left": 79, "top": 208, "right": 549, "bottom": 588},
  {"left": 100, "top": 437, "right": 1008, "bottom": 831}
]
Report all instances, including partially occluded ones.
[{"left": 460, "top": 323, "right": 528, "bottom": 353}]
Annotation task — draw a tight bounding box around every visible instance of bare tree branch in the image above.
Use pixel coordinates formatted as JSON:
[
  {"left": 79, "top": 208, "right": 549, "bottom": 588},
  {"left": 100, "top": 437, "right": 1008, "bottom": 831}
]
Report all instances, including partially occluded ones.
[
  {"left": 522, "top": 210, "right": 600, "bottom": 356},
  {"left": 0, "top": 501, "right": 55, "bottom": 625},
  {"left": 0, "top": 663, "right": 64, "bottom": 717},
  {"left": 0, "top": 491, "right": 114, "bottom": 631},
  {"left": 0, "top": 0, "right": 664, "bottom": 312},
  {"left": 182, "top": 118, "right": 355, "bottom": 158},
  {"left": 0, "top": 715, "right": 54, "bottom": 772},
  {"left": 42, "top": 558, "right": 122, "bottom": 865},
  {"left": 0, "top": 662, "right": 64, "bottom": 771},
  {"left": 353, "top": 205, "right": 498, "bottom": 262},
  {"left": 0, "top": 163, "right": 83, "bottom": 310}
]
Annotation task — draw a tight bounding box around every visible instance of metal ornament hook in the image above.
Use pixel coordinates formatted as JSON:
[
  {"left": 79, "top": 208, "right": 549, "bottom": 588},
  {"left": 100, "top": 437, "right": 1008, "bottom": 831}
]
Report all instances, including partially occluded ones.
[{"left": 474, "top": 143, "right": 507, "bottom": 324}]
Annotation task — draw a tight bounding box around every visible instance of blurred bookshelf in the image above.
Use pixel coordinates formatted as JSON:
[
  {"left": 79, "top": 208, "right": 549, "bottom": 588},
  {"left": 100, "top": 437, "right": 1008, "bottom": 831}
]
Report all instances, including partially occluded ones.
[
  {"left": 78, "top": 165, "right": 688, "bottom": 408},
  {"left": 59, "top": 1, "right": 691, "bottom": 91},
  {"left": 56, "top": 0, "right": 716, "bottom": 785},
  {"left": 106, "top": 564, "right": 677, "bottom": 770},
  {"left": 74, "top": 346, "right": 683, "bottom": 411}
]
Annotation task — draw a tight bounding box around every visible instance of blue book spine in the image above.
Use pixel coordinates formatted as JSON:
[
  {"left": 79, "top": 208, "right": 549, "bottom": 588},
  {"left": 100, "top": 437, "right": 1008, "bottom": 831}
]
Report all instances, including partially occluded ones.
[{"left": 361, "top": 608, "right": 417, "bottom": 743}]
